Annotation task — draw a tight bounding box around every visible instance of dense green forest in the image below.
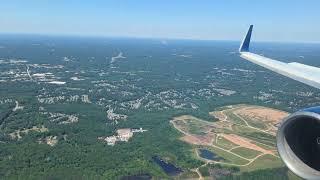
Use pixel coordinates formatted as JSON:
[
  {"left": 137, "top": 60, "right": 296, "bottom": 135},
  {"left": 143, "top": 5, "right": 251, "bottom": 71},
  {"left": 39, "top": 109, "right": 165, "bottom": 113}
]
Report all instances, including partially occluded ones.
[{"left": 1, "top": 36, "right": 320, "bottom": 179}]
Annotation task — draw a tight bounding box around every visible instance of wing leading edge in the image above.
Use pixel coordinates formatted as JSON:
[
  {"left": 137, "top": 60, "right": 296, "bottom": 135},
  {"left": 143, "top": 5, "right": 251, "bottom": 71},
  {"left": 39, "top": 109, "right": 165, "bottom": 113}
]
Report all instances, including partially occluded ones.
[{"left": 239, "top": 25, "right": 320, "bottom": 89}]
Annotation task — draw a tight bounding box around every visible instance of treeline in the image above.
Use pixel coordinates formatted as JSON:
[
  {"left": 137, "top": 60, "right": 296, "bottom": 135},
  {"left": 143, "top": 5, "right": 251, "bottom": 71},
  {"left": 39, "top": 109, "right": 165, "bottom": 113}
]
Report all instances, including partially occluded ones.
[{"left": 219, "top": 168, "right": 291, "bottom": 180}]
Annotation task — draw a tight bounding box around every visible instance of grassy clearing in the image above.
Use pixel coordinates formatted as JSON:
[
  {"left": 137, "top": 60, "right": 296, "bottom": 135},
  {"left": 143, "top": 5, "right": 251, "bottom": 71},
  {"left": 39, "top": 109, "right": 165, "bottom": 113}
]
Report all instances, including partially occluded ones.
[
  {"left": 188, "top": 123, "right": 206, "bottom": 135},
  {"left": 178, "top": 171, "right": 199, "bottom": 179},
  {"left": 231, "top": 124, "right": 276, "bottom": 147},
  {"left": 215, "top": 136, "right": 238, "bottom": 150},
  {"left": 225, "top": 110, "right": 247, "bottom": 125},
  {"left": 234, "top": 129, "right": 276, "bottom": 147},
  {"left": 230, "top": 147, "right": 262, "bottom": 159},
  {"left": 246, "top": 132, "right": 275, "bottom": 146},
  {"left": 237, "top": 114, "right": 268, "bottom": 130},
  {"left": 207, "top": 146, "right": 249, "bottom": 165},
  {"left": 232, "top": 124, "right": 258, "bottom": 134},
  {"left": 240, "top": 154, "right": 283, "bottom": 172},
  {"left": 250, "top": 140, "right": 276, "bottom": 151}
]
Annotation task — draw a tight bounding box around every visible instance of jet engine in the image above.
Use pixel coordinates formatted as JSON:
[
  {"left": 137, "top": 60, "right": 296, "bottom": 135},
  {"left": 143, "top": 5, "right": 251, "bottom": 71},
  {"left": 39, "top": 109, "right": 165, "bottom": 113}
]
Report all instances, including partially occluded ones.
[{"left": 277, "top": 107, "right": 320, "bottom": 179}]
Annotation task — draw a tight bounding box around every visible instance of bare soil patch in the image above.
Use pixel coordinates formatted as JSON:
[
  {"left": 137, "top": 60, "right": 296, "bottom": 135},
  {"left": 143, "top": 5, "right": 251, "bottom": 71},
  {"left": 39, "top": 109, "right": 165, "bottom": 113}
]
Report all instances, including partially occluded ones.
[
  {"left": 222, "top": 134, "right": 274, "bottom": 155},
  {"left": 181, "top": 134, "right": 214, "bottom": 146},
  {"left": 234, "top": 106, "right": 288, "bottom": 124}
]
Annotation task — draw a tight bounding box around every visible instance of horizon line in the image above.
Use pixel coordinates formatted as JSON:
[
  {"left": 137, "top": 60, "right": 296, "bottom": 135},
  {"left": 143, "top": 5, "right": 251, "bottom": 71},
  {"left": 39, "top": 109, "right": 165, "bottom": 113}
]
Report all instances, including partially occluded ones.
[{"left": 0, "top": 32, "right": 319, "bottom": 44}]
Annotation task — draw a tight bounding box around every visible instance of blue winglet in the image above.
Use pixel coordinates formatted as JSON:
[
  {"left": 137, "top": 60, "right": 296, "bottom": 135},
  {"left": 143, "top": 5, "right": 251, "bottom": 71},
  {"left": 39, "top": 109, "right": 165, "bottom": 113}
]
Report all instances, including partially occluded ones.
[{"left": 239, "top": 25, "right": 253, "bottom": 52}]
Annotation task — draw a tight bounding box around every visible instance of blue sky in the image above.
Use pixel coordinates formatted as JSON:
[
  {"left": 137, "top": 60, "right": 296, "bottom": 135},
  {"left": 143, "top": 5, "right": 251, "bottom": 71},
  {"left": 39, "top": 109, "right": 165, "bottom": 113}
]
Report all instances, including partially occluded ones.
[{"left": 0, "top": 0, "right": 320, "bottom": 42}]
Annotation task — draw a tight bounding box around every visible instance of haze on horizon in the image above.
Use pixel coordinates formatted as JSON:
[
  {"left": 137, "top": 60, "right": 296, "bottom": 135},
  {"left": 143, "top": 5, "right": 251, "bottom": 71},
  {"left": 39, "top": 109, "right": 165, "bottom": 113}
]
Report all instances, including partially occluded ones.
[{"left": 0, "top": 0, "right": 320, "bottom": 43}]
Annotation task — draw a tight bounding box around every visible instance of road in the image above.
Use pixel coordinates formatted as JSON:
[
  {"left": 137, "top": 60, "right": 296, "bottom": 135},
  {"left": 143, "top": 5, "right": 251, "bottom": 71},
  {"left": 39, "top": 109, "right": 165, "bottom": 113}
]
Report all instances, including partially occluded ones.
[{"left": 26, "top": 65, "right": 33, "bottom": 81}]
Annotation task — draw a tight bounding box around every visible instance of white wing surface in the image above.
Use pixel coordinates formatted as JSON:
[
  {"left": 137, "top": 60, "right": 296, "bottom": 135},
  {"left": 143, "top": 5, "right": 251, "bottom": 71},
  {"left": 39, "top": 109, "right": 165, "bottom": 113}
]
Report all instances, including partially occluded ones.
[{"left": 239, "top": 25, "right": 320, "bottom": 89}]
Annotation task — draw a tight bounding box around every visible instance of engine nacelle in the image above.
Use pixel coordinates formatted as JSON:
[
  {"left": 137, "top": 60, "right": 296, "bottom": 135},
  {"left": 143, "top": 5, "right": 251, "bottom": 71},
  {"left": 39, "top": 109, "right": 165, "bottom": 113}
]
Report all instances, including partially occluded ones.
[{"left": 277, "top": 107, "right": 320, "bottom": 180}]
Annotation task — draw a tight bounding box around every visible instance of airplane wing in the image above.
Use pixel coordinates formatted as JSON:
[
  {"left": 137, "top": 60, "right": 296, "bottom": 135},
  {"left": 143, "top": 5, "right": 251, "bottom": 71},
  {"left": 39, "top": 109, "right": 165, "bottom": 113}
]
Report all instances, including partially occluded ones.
[{"left": 239, "top": 25, "right": 320, "bottom": 89}]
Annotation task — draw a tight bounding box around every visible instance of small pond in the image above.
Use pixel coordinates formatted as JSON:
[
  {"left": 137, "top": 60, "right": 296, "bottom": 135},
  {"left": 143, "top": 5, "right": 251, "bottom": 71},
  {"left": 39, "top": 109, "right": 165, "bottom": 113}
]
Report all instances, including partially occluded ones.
[
  {"left": 152, "top": 156, "right": 183, "bottom": 176},
  {"left": 198, "top": 148, "right": 224, "bottom": 161}
]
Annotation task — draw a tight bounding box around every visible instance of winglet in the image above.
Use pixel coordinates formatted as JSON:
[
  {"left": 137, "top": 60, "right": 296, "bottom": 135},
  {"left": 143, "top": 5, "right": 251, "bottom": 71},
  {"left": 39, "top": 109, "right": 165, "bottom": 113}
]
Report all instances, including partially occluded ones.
[{"left": 239, "top": 25, "right": 253, "bottom": 52}]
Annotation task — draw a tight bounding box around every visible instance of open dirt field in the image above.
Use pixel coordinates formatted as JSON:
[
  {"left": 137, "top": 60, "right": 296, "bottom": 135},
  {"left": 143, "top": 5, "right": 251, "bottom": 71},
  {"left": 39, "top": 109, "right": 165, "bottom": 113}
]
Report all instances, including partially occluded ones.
[
  {"left": 171, "top": 104, "right": 285, "bottom": 169},
  {"left": 181, "top": 134, "right": 214, "bottom": 146},
  {"left": 221, "top": 134, "right": 274, "bottom": 155},
  {"left": 234, "top": 106, "right": 288, "bottom": 124}
]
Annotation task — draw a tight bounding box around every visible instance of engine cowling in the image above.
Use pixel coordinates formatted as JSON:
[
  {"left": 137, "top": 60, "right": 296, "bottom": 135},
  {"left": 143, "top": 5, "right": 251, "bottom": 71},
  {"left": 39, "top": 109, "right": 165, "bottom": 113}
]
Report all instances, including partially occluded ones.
[{"left": 277, "top": 107, "right": 320, "bottom": 180}]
